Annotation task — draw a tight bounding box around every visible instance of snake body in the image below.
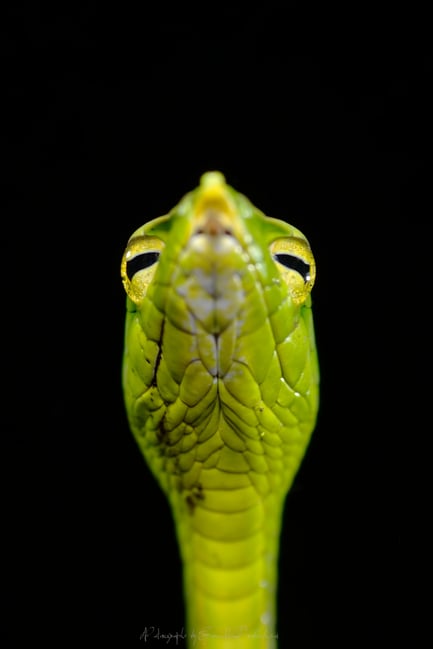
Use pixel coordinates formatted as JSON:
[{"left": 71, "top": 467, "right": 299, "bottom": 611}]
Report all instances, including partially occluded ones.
[{"left": 121, "top": 173, "right": 319, "bottom": 648}]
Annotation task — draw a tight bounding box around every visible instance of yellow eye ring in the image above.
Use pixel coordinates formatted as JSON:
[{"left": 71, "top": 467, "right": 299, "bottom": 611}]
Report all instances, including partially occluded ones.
[
  {"left": 121, "top": 235, "right": 165, "bottom": 304},
  {"left": 270, "top": 237, "right": 316, "bottom": 305}
]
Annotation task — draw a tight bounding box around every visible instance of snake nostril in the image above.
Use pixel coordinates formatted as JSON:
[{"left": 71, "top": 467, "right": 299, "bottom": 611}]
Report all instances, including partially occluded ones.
[
  {"left": 194, "top": 224, "right": 233, "bottom": 237},
  {"left": 193, "top": 209, "right": 234, "bottom": 237}
]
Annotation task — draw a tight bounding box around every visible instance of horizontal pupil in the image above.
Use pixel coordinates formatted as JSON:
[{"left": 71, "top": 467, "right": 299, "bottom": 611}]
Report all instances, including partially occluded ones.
[
  {"left": 274, "top": 253, "right": 310, "bottom": 282},
  {"left": 126, "top": 251, "right": 160, "bottom": 280}
]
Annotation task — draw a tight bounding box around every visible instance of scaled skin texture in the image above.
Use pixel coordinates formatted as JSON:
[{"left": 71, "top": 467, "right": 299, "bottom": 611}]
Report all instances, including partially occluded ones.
[{"left": 121, "top": 172, "right": 319, "bottom": 648}]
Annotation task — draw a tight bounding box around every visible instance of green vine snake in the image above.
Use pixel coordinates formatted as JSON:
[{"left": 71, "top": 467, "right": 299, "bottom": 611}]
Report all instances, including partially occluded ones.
[{"left": 121, "top": 172, "right": 319, "bottom": 648}]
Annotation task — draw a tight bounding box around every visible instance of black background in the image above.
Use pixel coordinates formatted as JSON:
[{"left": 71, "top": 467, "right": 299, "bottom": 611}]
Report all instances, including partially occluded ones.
[{"left": 4, "top": 3, "right": 427, "bottom": 647}]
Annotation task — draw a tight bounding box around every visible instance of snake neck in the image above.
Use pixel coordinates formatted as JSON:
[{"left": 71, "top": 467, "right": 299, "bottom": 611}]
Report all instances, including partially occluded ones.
[
  {"left": 170, "top": 456, "right": 284, "bottom": 649},
  {"left": 129, "top": 382, "right": 311, "bottom": 648}
]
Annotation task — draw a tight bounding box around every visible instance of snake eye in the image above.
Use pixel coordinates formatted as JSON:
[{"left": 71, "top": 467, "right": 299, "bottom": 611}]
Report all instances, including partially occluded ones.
[
  {"left": 121, "top": 236, "right": 164, "bottom": 304},
  {"left": 270, "top": 237, "right": 316, "bottom": 305},
  {"left": 272, "top": 253, "right": 311, "bottom": 283},
  {"left": 126, "top": 251, "right": 160, "bottom": 281}
]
